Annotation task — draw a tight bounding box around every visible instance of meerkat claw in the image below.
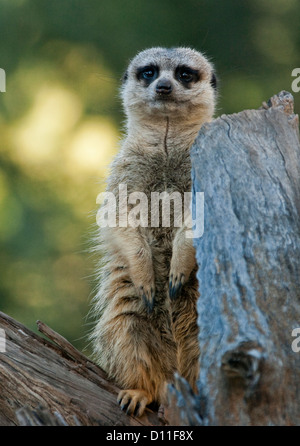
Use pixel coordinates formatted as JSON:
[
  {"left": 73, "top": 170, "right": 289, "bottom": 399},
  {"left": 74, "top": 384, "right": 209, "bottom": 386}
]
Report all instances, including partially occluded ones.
[
  {"left": 169, "top": 273, "right": 185, "bottom": 300},
  {"left": 139, "top": 285, "right": 155, "bottom": 312},
  {"left": 117, "top": 389, "right": 151, "bottom": 418},
  {"left": 142, "top": 287, "right": 155, "bottom": 313},
  {"left": 133, "top": 402, "right": 141, "bottom": 417}
]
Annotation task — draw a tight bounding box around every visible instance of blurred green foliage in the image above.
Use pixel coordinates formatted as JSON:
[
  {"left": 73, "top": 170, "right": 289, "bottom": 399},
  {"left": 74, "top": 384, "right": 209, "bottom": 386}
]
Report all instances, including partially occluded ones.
[{"left": 0, "top": 0, "right": 299, "bottom": 352}]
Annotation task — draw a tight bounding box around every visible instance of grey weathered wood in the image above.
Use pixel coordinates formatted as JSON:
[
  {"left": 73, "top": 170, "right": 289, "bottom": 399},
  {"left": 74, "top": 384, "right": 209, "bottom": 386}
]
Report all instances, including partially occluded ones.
[
  {"left": 167, "top": 91, "right": 300, "bottom": 425},
  {"left": 0, "top": 311, "right": 162, "bottom": 426}
]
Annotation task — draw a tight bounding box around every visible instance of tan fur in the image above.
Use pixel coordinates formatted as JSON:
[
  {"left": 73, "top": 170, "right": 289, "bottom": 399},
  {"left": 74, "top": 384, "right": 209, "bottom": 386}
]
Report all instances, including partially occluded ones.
[{"left": 90, "top": 47, "right": 216, "bottom": 416}]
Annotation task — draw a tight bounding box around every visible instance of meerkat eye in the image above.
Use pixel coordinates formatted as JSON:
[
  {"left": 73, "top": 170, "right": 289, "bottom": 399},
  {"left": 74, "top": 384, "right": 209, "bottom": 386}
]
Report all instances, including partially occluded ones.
[
  {"left": 179, "top": 71, "right": 193, "bottom": 82},
  {"left": 176, "top": 65, "right": 200, "bottom": 85},
  {"left": 137, "top": 65, "right": 159, "bottom": 82},
  {"left": 142, "top": 69, "right": 155, "bottom": 79}
]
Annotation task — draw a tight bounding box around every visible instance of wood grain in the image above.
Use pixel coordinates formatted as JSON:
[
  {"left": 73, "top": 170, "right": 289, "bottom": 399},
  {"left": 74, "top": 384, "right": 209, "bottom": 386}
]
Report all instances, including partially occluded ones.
[
  {"left": 0, "top": 311, "right": 163, "bottom": 426},
  {"left": 168, "top": 91, "right": 300, "bottom": 425}
]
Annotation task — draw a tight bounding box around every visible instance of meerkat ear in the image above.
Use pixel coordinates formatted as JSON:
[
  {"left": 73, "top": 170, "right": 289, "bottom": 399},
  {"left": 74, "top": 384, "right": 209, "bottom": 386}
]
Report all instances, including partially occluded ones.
[
  {"left": 210, "top": 72, "right": 217, "bottom": 89},
  {"left": 122, "top": 70, "right": 129, "bottom": 83}
]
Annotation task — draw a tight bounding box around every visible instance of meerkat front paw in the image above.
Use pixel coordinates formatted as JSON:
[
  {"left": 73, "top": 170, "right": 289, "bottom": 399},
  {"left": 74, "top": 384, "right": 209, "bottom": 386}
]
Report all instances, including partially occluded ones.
[
  {"left": 130, "top": 271, "right": 155, "bottom": 312},
  {"left": 127, "top": 246, "right": 156, "bottom": 312},
  {"left": 169, "top": 272, "right": 185, "bottom": 300},
  {"left": 169, "top": 234, "right": 196, "bottom": 300},
  {"left": 137, "top": 282, "right": 155, "bottom": 313},
  {"left": 117, "top": 389, "right": 152, "bottom": 417}
]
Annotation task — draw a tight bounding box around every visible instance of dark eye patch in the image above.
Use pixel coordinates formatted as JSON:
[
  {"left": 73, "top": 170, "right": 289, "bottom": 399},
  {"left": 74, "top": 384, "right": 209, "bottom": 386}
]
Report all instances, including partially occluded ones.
[
  {"left": 122, "top": 70, "right": 128, "bottom": 83},
  {"left": 175, "top": 65, "right": 200, "bottom": 86},
  {"left": 136, "top": 65, "right": 159, "bottom": 84}
]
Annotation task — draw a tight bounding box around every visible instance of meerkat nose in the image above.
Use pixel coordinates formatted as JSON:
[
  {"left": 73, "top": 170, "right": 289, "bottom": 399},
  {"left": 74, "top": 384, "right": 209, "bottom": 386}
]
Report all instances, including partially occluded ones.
[{"left": 156, "top": 79, "right": 173, "bottom": 95}]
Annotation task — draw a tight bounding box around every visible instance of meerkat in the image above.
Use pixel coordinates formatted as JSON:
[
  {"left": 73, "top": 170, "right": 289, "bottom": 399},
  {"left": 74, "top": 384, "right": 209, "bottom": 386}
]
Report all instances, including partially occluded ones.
[{"left": 90, "top": 47, "right": 217, "bottom": 417}]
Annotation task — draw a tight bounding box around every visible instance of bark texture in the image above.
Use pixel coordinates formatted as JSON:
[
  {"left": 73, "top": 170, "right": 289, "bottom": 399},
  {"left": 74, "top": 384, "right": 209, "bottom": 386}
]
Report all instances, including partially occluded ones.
[
  {"left": 168, "top": 91, "right": 300, "bottom": 425},
  {"left": 0, "top": 312, "right": 163, "bottom": 426}
]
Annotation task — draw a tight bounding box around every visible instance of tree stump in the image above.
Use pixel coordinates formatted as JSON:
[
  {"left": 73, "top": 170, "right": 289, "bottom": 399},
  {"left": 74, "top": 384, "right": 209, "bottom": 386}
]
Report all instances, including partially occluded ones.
[{"left": 168, "top": 91, "right": 300, "bottom": 426}]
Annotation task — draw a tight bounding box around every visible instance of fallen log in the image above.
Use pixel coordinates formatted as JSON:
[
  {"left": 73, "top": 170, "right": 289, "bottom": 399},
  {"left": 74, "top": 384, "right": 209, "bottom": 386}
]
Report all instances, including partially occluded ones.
[{"left": 0, "top": 311, "right": 164, "bottom": 426}]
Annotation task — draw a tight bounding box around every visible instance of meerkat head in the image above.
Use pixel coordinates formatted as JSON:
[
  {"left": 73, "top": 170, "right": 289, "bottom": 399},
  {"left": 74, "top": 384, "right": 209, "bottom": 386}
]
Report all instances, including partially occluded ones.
[{"left": 121, "top": 47, "right": 217, "bottom": 125}]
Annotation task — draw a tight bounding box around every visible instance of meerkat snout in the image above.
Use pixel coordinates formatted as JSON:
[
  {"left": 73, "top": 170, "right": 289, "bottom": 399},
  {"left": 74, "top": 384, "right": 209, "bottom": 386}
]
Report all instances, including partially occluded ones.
[{"left": 156, "top": 78, "right": 173, "bottom": 96}]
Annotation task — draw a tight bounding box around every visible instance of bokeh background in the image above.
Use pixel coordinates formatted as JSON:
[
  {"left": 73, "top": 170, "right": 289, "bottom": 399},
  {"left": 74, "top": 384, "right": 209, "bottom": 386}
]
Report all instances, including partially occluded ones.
[{"left": 0, "top": 0, "right": 299, "bottom": 353}]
